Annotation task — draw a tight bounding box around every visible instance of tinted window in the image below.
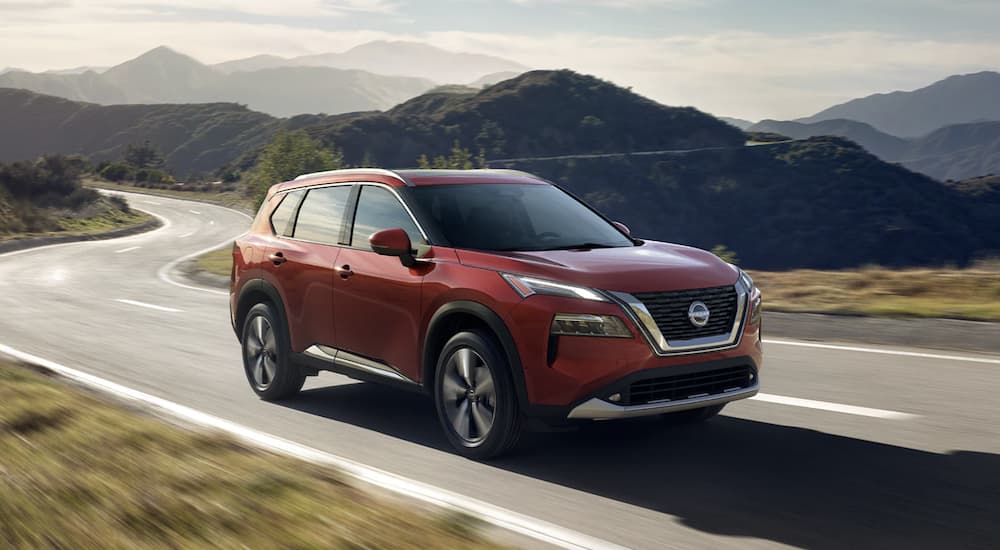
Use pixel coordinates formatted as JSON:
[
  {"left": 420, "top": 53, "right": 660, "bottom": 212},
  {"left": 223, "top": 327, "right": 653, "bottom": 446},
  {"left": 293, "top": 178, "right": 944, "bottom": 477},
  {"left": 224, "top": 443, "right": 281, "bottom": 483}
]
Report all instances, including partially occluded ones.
[
  {"left": 292, "top": 185, "right": 351, "bottom": 244},
  {"left": 350, "top": 186, "right": 423, "bottom": 250},
  {"left": 410, "top": 183, "right": 633, "bottom": 252},
  {"left": 269, "top": 190, "right": 303, "bottom": 236}
]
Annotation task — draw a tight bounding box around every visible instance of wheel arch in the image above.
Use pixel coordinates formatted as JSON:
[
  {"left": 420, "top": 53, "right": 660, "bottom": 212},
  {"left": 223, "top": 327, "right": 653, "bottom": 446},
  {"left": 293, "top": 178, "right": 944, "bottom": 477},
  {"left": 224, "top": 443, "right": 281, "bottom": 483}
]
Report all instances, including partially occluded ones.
[
  {"left": 423, "top": 301, "right": 529, "bottom": 411},
  {"left": 235, "top": 279, "right": 289, "bottom": 344}
]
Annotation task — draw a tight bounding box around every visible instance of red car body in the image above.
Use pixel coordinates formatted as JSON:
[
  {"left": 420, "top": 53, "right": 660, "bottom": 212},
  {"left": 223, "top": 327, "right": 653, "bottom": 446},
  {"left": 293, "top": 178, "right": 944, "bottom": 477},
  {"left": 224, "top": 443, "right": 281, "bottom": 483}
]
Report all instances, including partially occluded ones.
[{"left": 231, "top": 169, "right": 762, "bottom": 457}]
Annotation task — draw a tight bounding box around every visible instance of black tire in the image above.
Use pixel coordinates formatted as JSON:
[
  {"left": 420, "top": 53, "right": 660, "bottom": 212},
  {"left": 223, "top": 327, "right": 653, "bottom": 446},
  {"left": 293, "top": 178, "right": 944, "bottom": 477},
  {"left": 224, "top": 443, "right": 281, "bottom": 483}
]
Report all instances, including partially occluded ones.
[
  {"left": 434, "top": 330, "right": 522, "bottom": 460},
  {"left": 662, "top": 404, "right": 726, "bottom": 424},
  {"left": 241, "top": 302, "right": 305, "bottom": 401}
]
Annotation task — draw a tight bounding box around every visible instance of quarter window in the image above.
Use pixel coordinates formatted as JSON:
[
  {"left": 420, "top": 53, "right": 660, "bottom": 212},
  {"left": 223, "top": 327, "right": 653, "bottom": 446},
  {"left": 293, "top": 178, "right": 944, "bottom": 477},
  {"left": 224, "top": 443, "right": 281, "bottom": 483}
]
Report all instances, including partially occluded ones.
[
  {"left": 350, "top": 186, "right": 423, "bottom": 250},
  {"left": 269, "top": 190, "right": 303, "bottom": 236},
  {"left": 292, "top": 186, "right": 352, "bottom": 244}
]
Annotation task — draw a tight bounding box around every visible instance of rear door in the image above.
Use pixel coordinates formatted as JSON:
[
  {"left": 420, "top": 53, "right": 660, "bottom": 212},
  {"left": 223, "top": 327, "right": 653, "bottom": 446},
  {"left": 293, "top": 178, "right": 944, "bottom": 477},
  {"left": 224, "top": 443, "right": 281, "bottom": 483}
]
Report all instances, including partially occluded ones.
[
  {"left": 263, "top": 184, "right": 352, "bottom": 352},
  {"left": 333, "top": 184, "right": 428, "bottom": 380}
]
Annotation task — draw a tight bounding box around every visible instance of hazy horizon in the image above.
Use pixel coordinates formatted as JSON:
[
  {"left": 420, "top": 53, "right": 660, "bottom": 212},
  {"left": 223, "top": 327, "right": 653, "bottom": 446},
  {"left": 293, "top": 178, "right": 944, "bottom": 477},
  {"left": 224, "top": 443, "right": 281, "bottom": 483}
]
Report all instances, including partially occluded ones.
[{"left": 1, "top": 0, "right": 998, "bottom": 120}]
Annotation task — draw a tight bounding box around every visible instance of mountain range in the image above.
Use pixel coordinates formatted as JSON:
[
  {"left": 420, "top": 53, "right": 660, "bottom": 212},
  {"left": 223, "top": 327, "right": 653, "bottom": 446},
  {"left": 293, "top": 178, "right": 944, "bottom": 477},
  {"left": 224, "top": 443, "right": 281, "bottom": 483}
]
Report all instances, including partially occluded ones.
[
  {"left": 0, "top": 43, "right": 526, "bottom": 117},
  {"left": 747, "top": 117, "right": 1000, "bottom": 181},
  {"left": 2, "top": 71, "right": 995, "bottom": 269},
  {"left": 798, "top": 71, "right": 1000, "bottom": 137}
]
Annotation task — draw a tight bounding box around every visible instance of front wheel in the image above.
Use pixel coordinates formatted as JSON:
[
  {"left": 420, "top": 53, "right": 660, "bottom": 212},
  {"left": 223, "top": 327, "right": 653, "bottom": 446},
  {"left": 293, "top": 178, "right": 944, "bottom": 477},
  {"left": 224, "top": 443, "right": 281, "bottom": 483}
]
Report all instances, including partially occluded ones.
[
  {"left": 434, "top": 330, "right": 522, "bottom": 460},
  {"left": 241, "top": 303, "right": 305, "bottom": 401}
]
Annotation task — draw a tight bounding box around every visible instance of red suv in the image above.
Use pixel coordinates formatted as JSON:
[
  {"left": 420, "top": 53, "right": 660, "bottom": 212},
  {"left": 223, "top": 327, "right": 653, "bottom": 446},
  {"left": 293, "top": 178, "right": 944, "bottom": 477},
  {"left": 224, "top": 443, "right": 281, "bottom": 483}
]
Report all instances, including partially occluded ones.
[{"left": 231, "top": 169, "right": 762, "bottom": 458}]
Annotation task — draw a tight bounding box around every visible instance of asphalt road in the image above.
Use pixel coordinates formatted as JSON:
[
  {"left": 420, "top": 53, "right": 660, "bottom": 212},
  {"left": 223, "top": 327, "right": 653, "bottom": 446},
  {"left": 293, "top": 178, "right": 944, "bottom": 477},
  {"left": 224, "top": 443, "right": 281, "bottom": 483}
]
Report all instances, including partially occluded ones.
[{"left": 2, "top": 191, "right": 998, "bottom": 549}]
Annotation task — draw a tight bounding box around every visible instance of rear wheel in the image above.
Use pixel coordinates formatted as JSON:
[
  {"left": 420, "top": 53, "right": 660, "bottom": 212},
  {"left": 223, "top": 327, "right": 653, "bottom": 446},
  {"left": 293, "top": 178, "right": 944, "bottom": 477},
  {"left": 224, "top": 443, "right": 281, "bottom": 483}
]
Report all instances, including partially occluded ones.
[
  {"left": 434, "top": 330, "right": 521, "bottom": 459},
  {"left": 241, "top": 303, "right": 305, "bottom": 401},
  {"left": 662, "top": 404, "right": 726, "bottom": 424}
]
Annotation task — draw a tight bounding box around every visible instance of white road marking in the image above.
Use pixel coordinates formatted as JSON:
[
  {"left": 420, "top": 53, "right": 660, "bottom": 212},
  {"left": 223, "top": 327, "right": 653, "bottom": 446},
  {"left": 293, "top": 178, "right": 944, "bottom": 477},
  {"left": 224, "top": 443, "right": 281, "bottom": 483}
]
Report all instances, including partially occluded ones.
[
  {"left": 0, "top": 344, "right": 626, "bottom": 550},
  {"left": 763, "top": 338, "right": 1000, "bottom": 365},
  {"left": 144, "top": 201, "right": 162, "bottom": 205},
  {"left": 113, "top": 299, "right": 183, "bottom": 313},
  {"left": 114, "top": 246, "right": 141, "bottom": 253},
  {"left": 157, "top": 241, "right": 236, "bottom": 296},
  {"left": 189, "top": 209, "right": 201, "bottom": 215},
  {"left": 209, "top": 220, "right": 215, "bottom": 225},
  {"left": 751, "top": 393, "right": 918, "bottom": 420},
  {"left": 179, "top": 232, "right": 194, "bottom": 238}
]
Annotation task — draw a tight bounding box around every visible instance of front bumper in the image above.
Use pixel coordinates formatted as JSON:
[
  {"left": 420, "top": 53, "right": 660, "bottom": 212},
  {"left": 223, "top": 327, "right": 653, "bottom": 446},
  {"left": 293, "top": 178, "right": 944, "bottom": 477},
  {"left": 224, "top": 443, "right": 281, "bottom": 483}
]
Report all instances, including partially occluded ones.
[{"left": 569, "top": 382, "right": 758, "bottom": 419}]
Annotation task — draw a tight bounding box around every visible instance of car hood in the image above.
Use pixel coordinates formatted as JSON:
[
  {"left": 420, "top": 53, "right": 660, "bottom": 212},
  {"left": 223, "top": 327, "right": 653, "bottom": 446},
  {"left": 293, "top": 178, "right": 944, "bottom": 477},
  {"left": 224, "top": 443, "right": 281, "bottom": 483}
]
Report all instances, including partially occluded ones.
[{"left": 455, "top": 241, "right": 739, "bottom": 294}]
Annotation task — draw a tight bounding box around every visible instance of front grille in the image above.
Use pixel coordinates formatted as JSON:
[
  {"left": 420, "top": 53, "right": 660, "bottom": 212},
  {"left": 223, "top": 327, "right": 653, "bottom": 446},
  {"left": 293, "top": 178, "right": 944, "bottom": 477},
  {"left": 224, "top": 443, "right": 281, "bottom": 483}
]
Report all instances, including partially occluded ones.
[
  {"left": 633, "top": 285, "right": 738, "bottom": 341},
  {"left": 625, "top": 365, "right": 753, "bottom": 406}
]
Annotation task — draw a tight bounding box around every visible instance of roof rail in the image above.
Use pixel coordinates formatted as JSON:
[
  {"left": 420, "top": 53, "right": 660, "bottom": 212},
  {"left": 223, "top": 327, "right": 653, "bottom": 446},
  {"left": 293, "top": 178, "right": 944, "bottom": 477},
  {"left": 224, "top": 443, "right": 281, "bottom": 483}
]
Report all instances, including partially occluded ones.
[{"left": 293, "top": 168, "right": 411, "bottom": 186}]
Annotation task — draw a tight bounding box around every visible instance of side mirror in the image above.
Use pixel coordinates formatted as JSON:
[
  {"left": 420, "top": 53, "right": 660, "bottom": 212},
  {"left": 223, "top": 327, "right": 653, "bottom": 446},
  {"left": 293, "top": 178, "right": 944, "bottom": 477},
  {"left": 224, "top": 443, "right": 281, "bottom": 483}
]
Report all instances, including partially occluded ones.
[
  {"left": 612, "top": 221, "right": 631, "bottom": 236},
  {"left": 370, "top": 228, "right": 416, "bottom": 267}
]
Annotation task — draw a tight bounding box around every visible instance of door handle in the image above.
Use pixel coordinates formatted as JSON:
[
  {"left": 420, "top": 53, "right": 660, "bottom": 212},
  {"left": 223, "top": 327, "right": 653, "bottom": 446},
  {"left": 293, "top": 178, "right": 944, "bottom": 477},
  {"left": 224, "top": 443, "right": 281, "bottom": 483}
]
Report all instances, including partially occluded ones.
[
  {"left": 336, "top": 264, "right": 354, "bottom": 279},
  {"left": 268, "top": 252, "right": 286, "bottom": 266}
]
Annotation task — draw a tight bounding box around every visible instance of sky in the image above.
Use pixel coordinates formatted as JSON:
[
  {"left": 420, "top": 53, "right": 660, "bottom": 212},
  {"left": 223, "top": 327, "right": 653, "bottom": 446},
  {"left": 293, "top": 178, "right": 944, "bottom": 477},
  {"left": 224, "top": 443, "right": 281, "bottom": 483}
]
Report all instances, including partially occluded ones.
[{"left": 1, "top": 0, "right": 999, "bottom": 120}]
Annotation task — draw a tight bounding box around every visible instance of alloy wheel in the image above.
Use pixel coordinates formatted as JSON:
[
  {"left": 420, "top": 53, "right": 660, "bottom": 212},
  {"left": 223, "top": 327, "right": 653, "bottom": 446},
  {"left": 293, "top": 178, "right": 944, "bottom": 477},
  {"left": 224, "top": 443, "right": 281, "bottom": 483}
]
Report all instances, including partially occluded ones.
[
  {"left": 441, "top": 347, "right": 497, "bottom": 444},
  {"left": 244, "top": 315, "right": 278, "bottom": 390}
]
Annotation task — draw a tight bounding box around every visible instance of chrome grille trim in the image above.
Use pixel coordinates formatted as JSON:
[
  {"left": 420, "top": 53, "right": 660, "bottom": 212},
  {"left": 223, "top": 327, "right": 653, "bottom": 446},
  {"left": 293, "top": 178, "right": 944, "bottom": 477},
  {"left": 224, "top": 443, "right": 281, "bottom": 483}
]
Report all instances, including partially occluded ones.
[{"left": 606, "top": 279, "right": 750, "bottom": 356}]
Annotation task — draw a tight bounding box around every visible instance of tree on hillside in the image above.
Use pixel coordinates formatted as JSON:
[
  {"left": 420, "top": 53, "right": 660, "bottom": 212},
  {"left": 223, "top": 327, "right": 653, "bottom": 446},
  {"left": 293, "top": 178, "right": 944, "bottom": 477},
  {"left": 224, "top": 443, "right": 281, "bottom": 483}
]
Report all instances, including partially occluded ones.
[
  {"left": 124, "top": 141, "right": 165, "bottom": 170},
  {"left": 249, "top": 131, "right": 344, "bottom": 206},
  {"left": 417, "top": 141, "right": 485, "bottom": 170}
]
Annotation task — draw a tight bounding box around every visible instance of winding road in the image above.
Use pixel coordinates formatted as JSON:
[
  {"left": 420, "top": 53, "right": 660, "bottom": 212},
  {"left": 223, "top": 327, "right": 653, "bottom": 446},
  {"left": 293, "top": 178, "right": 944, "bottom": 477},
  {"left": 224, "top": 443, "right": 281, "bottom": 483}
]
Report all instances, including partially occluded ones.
[{"left": 1, "top": 191, "right": 998, "bottom": 549}]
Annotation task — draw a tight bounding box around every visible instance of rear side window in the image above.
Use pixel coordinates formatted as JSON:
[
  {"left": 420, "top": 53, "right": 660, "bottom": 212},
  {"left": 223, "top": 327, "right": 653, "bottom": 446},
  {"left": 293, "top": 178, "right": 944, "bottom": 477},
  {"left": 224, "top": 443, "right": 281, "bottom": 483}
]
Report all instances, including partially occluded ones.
[
  {"left": 292, "top": 185, "right": 352, "bottom": 244},
  {"left": 269, "top": 190, "right": 303, "bottom": 236},
  {"left": 350, "top": 186, "right": 423, "bottom": 250}
]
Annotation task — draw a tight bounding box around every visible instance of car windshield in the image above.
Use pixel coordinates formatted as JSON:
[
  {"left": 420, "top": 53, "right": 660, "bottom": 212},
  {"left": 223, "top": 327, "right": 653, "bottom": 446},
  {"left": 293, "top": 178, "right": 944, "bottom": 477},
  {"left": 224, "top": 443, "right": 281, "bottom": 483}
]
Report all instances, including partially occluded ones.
[{"left": 409, "top": 183, "right": 634, "bottom": 252}]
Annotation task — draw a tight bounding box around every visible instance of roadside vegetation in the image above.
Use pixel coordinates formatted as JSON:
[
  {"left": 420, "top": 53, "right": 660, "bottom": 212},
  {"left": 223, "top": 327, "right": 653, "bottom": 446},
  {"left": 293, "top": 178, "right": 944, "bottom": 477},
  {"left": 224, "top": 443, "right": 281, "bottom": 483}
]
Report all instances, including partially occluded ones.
[
  {"left": 0, "top": 362, "right": 500, "bottom": 549},
  {"left": 0, "top": 155, "right": 151, "bottom": 241},
  {"left": 751, "top": 265, "right": 1000, "bottom": 321}
]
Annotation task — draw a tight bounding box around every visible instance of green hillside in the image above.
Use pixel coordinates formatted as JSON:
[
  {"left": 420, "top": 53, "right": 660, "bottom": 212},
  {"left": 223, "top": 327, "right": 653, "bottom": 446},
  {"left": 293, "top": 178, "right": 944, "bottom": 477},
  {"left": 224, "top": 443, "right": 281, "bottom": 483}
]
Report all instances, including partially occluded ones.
[
  {"left": 300, "top": 70, "right": 747, "bottom": 168},
  {"left": 0, "top": 88, "right": 280, "bottom": 177},
  {"left": 502, "top": 137, "right": 993, "bottom": 270}
]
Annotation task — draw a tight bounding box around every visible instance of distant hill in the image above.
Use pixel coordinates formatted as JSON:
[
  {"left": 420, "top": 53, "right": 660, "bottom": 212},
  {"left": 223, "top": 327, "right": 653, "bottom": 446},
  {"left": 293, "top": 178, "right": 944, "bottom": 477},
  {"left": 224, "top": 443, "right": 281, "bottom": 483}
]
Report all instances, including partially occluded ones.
[
  {"left": 799, "top": 71, "right": 1000, "bottom": 137},
  {"left": 748, "top": 118, "right": 1000, "bottom": 180},
  {"left": 505, "top": 137, "right": 995, "bottom": 269},
  {"left": 295, "top": 69, "right": 747, "bottom": 168},
  {"left": 748, "top": 119, "right": 907, "bottom": 158},
  {"left": 211, "top": 41, "right": 527, "bottom": 85},
  {"left": 719, "top": 117, "right": 754, "bottom": 130},
  {"left": 0, "top": 46, "right": 437, "bottom": 117},
  {"left": 0, "top": 88, "right": 279, "bottom": 176},
  {"left": 469, "top": 71, "right": 522, "bottom": 88}
]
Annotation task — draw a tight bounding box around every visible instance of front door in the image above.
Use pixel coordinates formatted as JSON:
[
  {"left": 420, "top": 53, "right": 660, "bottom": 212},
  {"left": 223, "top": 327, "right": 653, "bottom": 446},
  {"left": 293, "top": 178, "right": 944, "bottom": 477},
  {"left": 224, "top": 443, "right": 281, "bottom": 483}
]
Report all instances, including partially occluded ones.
[{"left": 333, "top": 184, "right": 427, "bottom": 380}]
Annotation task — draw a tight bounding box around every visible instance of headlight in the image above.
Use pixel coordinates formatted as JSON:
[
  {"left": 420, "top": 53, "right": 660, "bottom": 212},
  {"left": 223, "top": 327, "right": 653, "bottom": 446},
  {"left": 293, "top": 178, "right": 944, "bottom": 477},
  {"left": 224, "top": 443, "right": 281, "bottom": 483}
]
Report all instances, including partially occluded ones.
[
  {"left": 738, "top": 268, "right": 754, "bottom": 292},
  {"left": 551, "top": 313, "right": 632, "bottom": 338},
  {"left": 501, "top": 273, "right": 609, "bottom": 302}
]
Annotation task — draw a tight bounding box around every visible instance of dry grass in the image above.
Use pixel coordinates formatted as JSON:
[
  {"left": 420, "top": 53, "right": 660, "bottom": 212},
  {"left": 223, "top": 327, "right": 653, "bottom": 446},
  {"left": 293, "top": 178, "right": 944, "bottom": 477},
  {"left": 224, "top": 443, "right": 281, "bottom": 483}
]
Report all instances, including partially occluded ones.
[
  {"left": 195, "top": 247, "right": 233, "bottom": 278},
  {"left": 0, "top": 363, "right": 501, "bottom": 549},
  {"left": 750, "top": 266, "right": 1000, "bottom": 321}
]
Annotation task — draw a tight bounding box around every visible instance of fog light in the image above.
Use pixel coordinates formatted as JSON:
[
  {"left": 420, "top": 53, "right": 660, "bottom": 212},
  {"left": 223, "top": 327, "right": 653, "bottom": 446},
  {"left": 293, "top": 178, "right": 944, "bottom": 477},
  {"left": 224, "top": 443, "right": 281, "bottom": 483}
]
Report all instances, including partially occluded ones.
[
  {"left": 608, "top": 393, "right": 622, "bottom": 402},
  {"left": 551, "top": 314, "right": 631, "bottom": 338}
]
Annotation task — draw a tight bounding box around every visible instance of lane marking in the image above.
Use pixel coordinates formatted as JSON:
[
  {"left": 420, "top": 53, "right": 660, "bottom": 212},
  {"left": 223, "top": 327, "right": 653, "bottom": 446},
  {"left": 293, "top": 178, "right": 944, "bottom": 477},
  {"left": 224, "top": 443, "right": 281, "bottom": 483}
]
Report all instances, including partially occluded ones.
[
  {"left": 0, "top": 344, "right": 625, "bottom": 550},
  {"left": 763, "top": 338, "right": 1000, "bottom": 365},
  {"left": 113, "top": 299, "right": 183, "bottom": 313},
  {"left": 179, "top": 232, "right": 194, "bottom": 238},
  {"left": 751, "top": 393, "right": 918, "bottom": 419},
  {"left": 114, "top": 246, "right": 141, "bottom": 254},
  {"left": 189, "top": 209, "right": 202, "bottom": 215},
  {"left": 157, "top": 241, "right": 235, "bottom": 296},
  {"left": 144, "top": 201, "right": 162, "bottom": 205}
]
